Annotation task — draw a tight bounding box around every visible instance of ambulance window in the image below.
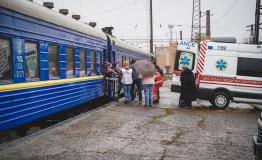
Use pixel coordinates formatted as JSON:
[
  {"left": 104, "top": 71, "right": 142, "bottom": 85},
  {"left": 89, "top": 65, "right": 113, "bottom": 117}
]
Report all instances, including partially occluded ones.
[
  {"left": 237, "top": 57, "right": 262, "bottom": 77},
  {"left": 174, "top": 51, "right": 195, "bottom": 71}
]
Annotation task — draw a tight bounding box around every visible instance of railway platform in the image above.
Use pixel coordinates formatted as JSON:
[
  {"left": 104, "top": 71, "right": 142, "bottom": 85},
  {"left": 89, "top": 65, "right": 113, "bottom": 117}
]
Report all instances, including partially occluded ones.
[{"left": 0, "top": 81, "right": 260, "bottom": 160}]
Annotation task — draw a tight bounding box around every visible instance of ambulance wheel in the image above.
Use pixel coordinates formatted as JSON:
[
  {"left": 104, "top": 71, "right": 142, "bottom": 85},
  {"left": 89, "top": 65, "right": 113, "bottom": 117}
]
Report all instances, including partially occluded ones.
[{"left": 211, "top": 92, "right": 230, "bottom": 109}]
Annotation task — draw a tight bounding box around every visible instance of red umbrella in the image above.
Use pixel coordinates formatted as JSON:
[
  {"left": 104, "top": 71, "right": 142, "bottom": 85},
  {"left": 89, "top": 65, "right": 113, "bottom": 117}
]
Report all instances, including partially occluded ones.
[{"left": 133, "top": 60, "right": 156, "bottom": 78}]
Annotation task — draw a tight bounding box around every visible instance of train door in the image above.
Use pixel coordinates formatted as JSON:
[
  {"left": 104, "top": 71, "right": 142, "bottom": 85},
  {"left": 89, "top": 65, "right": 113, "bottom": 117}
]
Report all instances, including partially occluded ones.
[
  {"left": 103, "top": 49, "right": 108, "bottom": 96},
  {"left": 110, "top": 51, "right": 119, "bottom": 99},
  {"left": 112, "top": 51, "right": 115, "bottom": 62}
]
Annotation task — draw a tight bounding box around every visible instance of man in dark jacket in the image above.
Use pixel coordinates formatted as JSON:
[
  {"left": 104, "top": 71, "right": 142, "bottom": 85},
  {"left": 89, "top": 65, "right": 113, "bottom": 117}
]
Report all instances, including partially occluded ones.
[
  {"left": 130, "top": 60, "right": 142, "bottom": 103},
  {"left": 179, "top": 66, "right": 196, "bottom": 107}
]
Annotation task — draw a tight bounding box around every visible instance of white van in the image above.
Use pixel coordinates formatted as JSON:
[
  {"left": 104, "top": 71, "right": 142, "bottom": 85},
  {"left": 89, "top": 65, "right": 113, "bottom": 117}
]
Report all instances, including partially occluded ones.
[{"left": 171, "top": 41, "right": 262, "bottom": 109}]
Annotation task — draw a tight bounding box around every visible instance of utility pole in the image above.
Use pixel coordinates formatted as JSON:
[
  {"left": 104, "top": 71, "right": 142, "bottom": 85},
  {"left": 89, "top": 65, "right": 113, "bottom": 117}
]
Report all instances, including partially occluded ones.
[
  {"left": 206, "top": 10, "right": 211, "bottom": 40},
  {"left": 246, "top": 24, "right": 255, "bottom": 44},
  {"left": 254, "top": 0, "right": 261, "bottom": 44},
  {"left": 168, "top": 24, "right": 174, "bottom": 43},
  {"left": 176, "top": 25, "right": 182, "bottom": 40},
  {"left": 191, "top": 0, "right": 201, "bottom": 43},
  {"left": 150, "top": 0, "right": 153, "bottom": 55}
]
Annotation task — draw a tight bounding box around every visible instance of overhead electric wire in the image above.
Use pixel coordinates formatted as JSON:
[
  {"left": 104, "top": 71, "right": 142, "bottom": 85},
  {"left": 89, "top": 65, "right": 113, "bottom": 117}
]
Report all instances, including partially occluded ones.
[
  {"left": 84, "top": 0, "right": 141, "bottom": 17},
  {"left": 212, "top": 0, "right": 240, "bottom": 25},
  {"left": 87, "top": 0, "right": 136, "bottom": 25},
  {"left": 209, "top": 0, "right": 217, "bottom": 10}
]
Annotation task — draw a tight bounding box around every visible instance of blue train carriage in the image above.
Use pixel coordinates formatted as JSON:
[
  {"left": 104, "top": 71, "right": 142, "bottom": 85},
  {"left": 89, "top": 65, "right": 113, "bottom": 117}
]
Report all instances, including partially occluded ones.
[
  {"left": 0, "top": 0, "right": 108, "bottom": 132},
  {"left": 106, "top": 35, "right": 152, "bottom": 97}
]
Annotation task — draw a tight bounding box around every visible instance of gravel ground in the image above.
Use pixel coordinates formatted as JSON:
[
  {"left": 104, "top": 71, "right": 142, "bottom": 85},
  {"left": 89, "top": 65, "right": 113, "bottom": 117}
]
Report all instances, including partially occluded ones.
[{"left": 0, "top": 81, "right": 260, "bottom": 160}]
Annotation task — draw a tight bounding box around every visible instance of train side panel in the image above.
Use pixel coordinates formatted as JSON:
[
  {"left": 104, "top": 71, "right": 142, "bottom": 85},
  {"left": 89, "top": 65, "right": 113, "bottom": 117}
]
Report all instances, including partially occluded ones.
[
  {"left": 0, "top": 4, "right": 106, "bottom": 131},
  {"left": 0, "top": 78, "right": 104, "bottom": 131}
]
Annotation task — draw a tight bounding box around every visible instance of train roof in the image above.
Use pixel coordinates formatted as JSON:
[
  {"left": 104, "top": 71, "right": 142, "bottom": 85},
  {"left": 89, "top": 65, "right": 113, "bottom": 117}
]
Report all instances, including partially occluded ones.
[
  {"left": 109, "top": 35, "right": 151, "bottom": 57},
  {"left": 0, "top": 0, "right": 107, "bottom": 41}
]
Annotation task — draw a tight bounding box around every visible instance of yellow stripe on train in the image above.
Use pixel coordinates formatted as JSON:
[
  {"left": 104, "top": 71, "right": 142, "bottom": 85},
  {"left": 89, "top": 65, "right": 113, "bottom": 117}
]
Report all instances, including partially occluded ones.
[{"left": 0, "top": 76, "right": 103, "bottom": 92}]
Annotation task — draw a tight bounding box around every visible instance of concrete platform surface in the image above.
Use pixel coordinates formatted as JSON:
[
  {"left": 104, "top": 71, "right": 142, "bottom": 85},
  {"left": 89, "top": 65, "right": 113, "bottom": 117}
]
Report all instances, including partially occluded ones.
[{"left": 0, "top": 81, "right": 259, "bottom": 160}]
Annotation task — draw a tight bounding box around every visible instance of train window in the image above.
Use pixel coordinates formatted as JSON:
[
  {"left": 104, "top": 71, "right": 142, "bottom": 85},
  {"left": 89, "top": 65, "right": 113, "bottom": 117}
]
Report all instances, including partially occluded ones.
[
  {"left": 112, "top": 51, "right": 115, "bottom": 62},
  {"left": 48, "top": 45, "right": 59, "bottom": 79},
  {"left": 25, "top": 42, "right": 39, "bottom": 80},
  {"left": 122, "top": 56, "right": 125, "bottom": 67},
  {"left": 80, "top": 49, "right": 86, "bottom": 77},
  {"left": 0, "top": 38, "right": 12, "bottom": 82},
  {"left": 90, "top": 50, "right": 96, "bottom": 75},
  {"left": 115, "top": 54, "right": 122, "bottom": 67},
  {"left": 96, "top": 51, "right": 103, "bottom": 74},
  {"left": 122, "top": 56, "right": 130, "bottom": 67},
  {"left": 66, "top": 48, "right": 74, "bottom": 77},
  {"left": 103, "top": 49, "right": 107, "bottom": 73},
  {"left": 100, "top": 51, "right": 103, "bottom": 73}
]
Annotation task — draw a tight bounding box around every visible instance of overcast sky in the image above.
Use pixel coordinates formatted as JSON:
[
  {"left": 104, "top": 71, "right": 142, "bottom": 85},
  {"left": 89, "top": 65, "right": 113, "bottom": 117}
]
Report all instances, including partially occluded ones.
[{"left": 34, "top": 0, "right": 256, "bottom": 51}]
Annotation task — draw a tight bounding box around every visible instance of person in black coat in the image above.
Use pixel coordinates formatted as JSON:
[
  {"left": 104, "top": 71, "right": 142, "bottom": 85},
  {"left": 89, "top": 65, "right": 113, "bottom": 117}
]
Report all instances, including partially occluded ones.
[
  {"left": 179, "top": 66, "right": 196, "bottom": 107},
  {"left": 130, "top": 60, "right": 143, "bottom": 103}
]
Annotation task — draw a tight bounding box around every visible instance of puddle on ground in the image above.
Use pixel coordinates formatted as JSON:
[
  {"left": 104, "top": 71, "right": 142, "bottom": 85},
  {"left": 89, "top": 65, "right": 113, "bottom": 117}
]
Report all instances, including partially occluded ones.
[
  {"left": 149, "top": 115, "right": 163, "bottom": 124},
  {"left": 161, "top": 130, "right": 184, "bottom": 146},
  {"left": 149, "top": 108, "right": 175, "bottom": 124},
  {"left": 197, "top": 118, "right": 206, "bottom": 128},
  {"left": 165, "top": 108, "right": 174, "bottom": 115},
  {"left": 175, "top": 131, "right": 183, "bottom": 140}
]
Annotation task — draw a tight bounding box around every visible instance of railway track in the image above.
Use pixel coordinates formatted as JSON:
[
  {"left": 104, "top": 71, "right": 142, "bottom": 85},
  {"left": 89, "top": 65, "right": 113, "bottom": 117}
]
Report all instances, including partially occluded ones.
[{"left": 0, "top": 96, "right": 111, "bottom": 144}]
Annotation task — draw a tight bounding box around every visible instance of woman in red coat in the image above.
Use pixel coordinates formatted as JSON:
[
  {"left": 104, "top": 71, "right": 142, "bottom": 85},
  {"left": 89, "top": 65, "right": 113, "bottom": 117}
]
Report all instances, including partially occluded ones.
[{"left": 153, "top": 71, "right": 163, "bottom": 103}]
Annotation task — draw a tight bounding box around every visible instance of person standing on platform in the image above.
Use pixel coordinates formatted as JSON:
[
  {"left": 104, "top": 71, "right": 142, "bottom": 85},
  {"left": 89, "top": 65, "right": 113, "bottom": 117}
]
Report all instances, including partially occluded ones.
[
  {"left": 142, "top": 75, "right": 155, "bottom": 107},
  {"left": 153, "top": 62, "right": 164, "bottom": 103},
  {"left": 179, "top": 66, "right": 196, "bottom": 108},
  {"left": 153, "top": 71, "right": 163, "bottom": 103},
  {"left": 130, "top": 60, "right": 143, "bottom": 104},
  {"left": 112, "top": 62, "right": 122, "bottom": 97},
  {"left": 121, "top": 61, "right": 133, "bottom": 104}
]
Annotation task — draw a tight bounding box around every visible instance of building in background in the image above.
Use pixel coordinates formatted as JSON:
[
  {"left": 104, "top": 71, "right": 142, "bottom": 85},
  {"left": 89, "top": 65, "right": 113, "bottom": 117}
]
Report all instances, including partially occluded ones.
[{"left": 155, "top": 43, "right": 177, "bottom": 75}]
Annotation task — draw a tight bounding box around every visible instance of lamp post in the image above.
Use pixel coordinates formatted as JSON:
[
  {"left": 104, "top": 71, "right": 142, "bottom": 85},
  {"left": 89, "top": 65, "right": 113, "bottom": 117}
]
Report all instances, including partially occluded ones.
[
  {"left": 168, "top": 24, "right": 174, "bottom": 44},
  {"left": 176, "top": 25, "right": 182, "bottom": 40}
]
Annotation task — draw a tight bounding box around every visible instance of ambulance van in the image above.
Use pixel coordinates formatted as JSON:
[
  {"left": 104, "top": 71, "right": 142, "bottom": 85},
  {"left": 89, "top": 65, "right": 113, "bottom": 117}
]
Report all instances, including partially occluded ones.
[{"left": 171, "top": 40, "right": 262, "bottom": 109}]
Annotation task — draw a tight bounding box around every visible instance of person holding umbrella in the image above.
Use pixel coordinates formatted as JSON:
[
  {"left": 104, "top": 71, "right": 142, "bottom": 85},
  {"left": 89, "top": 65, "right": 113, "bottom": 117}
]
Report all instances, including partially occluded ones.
[
  {"left": 142, "top": 74, "right": 155, "bottom": 107},
  {"left": 133, "top": 60, "right": 156, "bottom": 107}
]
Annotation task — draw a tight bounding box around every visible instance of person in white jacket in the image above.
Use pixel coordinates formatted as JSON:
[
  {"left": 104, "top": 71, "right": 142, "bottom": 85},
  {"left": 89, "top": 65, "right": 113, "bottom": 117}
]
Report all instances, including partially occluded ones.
[{"left": 121, "top": 61, "right": 133, "bottom": 104}]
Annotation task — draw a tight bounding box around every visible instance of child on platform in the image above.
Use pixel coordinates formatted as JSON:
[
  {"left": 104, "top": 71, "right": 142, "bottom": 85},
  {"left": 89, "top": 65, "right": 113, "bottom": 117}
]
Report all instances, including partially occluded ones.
[{"left": 153, "top": 71, "right": 163, "bottom": 104}]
